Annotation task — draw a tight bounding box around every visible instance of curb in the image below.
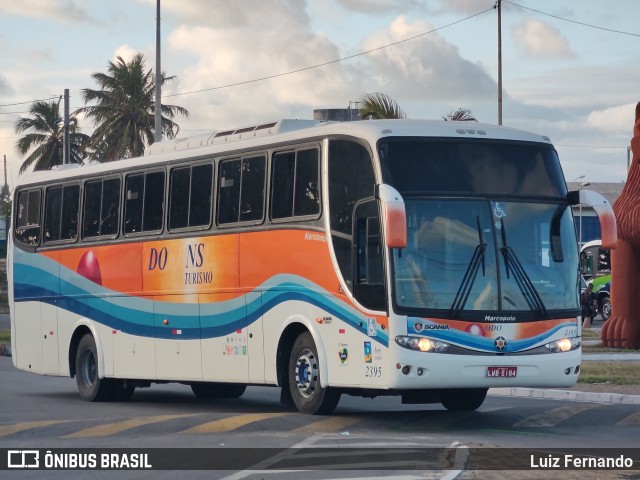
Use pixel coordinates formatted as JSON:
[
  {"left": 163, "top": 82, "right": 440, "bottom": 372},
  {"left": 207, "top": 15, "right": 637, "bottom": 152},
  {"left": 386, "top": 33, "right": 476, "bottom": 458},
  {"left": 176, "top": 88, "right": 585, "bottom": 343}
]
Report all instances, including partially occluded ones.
[{"left": 490, "top": 387, "right": 640, "bottom": 405}]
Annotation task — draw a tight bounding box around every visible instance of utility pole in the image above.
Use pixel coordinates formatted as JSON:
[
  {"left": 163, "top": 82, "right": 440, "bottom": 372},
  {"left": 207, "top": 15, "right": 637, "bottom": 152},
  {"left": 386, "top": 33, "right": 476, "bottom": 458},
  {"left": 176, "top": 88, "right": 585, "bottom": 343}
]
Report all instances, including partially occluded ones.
[
  {"left": 63, "top": 88, "right": 70, "bottom": 165},
  {"left": 154, "top": 0, "right": 162, "bottom": 142},
  {"left": 496, "top": 0, "right": 503, "bottom": 125}
]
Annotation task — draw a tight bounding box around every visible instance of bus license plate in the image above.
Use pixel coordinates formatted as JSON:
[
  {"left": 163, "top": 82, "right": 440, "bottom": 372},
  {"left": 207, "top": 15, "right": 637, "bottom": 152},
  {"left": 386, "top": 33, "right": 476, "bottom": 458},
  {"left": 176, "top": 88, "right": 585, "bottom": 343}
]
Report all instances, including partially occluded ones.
[{"left": 487, "top": 366, "right": 517, "bottom": 377}]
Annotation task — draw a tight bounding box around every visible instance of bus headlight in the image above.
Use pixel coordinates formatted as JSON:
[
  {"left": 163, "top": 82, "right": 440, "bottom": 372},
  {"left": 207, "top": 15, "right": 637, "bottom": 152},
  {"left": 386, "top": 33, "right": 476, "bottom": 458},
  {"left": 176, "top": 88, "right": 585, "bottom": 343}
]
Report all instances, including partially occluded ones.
[
  {"left": 395, "top": 336, "right": 450, "bottom": 353},
  {"left": 545, "top": 337, "right": 581, "bottom": 353}
]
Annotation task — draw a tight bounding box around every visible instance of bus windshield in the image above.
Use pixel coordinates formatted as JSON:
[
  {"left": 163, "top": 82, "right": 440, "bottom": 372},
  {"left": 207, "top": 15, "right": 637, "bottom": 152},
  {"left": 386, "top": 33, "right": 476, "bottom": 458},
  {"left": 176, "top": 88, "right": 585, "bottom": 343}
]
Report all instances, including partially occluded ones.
[
  {"left": 393, "top": 198, "right": 578, "bottom": 315},
  {"left": 381, "top": 136, "right": 579, "bottom": 317}
]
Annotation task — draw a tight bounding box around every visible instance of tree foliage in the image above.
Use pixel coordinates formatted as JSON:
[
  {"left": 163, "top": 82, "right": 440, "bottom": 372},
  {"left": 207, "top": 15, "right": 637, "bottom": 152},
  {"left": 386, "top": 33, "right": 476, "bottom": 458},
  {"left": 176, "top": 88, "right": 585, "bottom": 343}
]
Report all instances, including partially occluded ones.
[
  {"left": 359, "top": 92, "right": 407, "bottom": 120},
  {"left": 443, "top": 108, "right": 477, "bottom": 122},
  {"left": 15, "top": 100, "right": 89, "bottom": 173},
  {"left": 78, "top": 53, "right": 189, "bottom": 161}
]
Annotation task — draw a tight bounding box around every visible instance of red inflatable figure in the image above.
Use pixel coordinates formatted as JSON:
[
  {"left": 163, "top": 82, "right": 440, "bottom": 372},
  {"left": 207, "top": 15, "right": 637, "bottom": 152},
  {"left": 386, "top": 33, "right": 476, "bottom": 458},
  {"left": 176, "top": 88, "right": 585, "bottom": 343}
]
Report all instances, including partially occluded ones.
[{"left": 601, "top": 102, "right": 640, "bottom": 349}]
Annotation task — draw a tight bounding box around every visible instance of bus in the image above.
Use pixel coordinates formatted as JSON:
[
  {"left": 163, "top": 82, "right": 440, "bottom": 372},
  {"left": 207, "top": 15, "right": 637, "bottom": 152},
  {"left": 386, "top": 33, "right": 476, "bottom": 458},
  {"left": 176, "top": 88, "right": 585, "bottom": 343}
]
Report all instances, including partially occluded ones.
[
  {"left": 580, "top": 240, "right": 612, "bottom": 320},
  {"left": 8, "top": 119, "right": 617, "bottom": 414}
]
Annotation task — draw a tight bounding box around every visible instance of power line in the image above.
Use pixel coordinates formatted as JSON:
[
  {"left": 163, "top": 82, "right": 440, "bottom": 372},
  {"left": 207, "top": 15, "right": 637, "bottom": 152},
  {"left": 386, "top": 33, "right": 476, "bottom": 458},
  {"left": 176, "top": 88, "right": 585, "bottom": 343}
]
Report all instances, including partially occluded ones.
[
  {"left": 165, "top": 6, "right": 495, "bottom": 98},
  {"left": 504, "top": 0, "right": 640, "bottom": 37},
  {"left": 0, "top": 96, "right": 60, "bottom": 108}
]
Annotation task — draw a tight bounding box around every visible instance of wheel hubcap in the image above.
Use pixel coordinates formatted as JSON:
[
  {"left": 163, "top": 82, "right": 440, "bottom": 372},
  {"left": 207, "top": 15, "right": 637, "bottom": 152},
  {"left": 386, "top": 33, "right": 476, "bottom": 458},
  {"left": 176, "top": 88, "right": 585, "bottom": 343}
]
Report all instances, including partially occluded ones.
[{"left": 295, "top": 348, "right": 318, "bottom": 398}]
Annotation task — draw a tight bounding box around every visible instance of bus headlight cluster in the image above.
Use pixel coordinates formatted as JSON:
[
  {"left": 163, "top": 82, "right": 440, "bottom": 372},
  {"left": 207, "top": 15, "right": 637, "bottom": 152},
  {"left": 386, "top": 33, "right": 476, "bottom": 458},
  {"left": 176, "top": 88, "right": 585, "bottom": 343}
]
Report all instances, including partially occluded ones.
[
  {"left": 395, "top": 336, "right": 450, "bottom": 353},
  {"left": 545, "top": 337, "right": 581, "bottom": 353}
]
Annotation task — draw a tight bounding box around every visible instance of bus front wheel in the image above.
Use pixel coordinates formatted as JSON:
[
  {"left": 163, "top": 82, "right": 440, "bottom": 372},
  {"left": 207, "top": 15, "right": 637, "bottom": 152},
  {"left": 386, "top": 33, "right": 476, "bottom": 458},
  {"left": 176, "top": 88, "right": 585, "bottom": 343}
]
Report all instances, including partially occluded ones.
[
  {"left": 75, "top": 334, "right": 114, "bottom": 402},
  {"left": 439, "top": 388, "right": 488, "bottom": 411},
  {"left": 288, "top": 332, "right": 340, "bottom": 415}
]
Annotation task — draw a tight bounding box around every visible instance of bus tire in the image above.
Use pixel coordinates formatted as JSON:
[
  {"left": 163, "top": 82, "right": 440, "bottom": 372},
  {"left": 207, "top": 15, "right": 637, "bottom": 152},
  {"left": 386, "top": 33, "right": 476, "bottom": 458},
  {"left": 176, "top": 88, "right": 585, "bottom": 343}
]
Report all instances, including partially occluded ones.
[
  {"left": 223, "top": 384, "right": 247, "bottom": 399},
  {"left": 75, "top": 334, "right": 114, "bottom": 402},
  {"left": 288, "top": 332, "right": 340, "bottom": 415},
  {"left": 191, "top": 382, "right": 235, "bottom": 399},
  {"left": 439, "top": 388, "right": 488, "bottom": 411}
]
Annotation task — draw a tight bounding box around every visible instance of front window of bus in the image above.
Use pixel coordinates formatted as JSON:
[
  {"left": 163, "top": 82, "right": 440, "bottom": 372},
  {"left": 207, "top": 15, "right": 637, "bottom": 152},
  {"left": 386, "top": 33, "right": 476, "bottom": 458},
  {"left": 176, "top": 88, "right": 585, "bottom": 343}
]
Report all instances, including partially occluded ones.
[{"left": 380, "top": 137, "right": 579, "bottom": 318}]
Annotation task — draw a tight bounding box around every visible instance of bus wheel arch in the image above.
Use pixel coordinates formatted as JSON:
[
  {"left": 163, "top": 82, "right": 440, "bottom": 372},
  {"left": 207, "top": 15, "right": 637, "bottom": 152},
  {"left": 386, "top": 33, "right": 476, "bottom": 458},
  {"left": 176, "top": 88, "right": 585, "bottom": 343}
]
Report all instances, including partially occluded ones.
[{"left": 69, "top": 325, "right": 93, "bottom": 378}]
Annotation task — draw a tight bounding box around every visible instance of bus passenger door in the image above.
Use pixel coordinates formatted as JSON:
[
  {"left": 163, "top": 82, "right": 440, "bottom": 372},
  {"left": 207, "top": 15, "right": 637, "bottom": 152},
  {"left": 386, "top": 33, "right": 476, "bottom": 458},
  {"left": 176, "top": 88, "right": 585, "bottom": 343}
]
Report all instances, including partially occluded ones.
[
  {"left": 246, "top": 291, "right": 265, "bottom": 383},
  {"left": 154, "top": 300, "right": 202, "bottom": 381}
]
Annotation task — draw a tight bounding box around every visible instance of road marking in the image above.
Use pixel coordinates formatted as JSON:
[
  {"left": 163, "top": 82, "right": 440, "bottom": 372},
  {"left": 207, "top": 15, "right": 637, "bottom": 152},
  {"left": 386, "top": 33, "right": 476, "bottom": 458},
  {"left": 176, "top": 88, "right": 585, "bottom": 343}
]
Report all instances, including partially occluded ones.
[
  {"left": 292, "top": 416, "right": 361, "bottom": 433},
  {"left": 513, "top": 404, "right": 603, "bottom": 427},
  {"left": 616, "top": 411, "right": 640, "bottom": 425},
  {"left": 181, "top": 412, "right": 290, "bottom": 434},
  {"left": 64, "top": 414, "right": 197, "bottom": 438},
  {"left": 0, "top": 420, "right": 69, "bottom": 437}
]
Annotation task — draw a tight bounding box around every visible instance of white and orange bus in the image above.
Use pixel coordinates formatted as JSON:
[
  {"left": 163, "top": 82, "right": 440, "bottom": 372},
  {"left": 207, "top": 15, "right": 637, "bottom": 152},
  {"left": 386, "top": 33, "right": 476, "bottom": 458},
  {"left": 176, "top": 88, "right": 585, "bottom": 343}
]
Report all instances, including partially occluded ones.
[{"left": 8, "top": 119, "right": 616, "bottom": 414}]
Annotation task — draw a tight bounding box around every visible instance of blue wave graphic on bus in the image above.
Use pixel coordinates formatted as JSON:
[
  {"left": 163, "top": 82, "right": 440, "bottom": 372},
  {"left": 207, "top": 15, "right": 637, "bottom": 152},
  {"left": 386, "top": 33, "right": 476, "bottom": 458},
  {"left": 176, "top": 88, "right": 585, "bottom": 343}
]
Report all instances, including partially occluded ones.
[
  {"left": 12, "top": 251, "right": 389, "bottom": 346},
  {"left": 406, "top": 317, "right": 574, "bottom": 352}
]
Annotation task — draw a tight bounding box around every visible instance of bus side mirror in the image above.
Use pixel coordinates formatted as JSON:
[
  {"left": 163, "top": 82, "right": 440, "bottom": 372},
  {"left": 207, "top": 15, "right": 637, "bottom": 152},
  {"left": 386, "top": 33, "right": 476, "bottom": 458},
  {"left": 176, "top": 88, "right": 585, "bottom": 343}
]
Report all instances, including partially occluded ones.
[
  {"left": 568, "top": 189, "right": 618, "bottom": 250},
  {"left": 376, "top": 184, "right": 407, "bottom": 249}
]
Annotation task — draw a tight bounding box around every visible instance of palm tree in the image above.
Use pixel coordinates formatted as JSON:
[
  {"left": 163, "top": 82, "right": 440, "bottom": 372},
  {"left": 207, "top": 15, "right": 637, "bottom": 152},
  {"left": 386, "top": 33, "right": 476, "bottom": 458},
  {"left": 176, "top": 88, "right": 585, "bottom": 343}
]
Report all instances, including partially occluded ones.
[
  {"left": 443, "top": 108, "right": 477, "bottom": 122},
  {"left": 79, "top": 53, "right": 189, "bottom": 161},
  {"left": 359, "top": 92, "right": 407, "bottom": 120},
  {"left": 15, "top": 100, "right": 89, "bottom": 174}
]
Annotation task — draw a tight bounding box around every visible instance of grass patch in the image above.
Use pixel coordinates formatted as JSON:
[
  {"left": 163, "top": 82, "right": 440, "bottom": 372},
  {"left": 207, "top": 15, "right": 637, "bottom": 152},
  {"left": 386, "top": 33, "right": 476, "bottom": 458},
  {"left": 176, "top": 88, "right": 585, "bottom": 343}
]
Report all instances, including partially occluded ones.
[
  {"left": 0, "top": 328, "right": 9, "bottom": 344},
  {"left": 581, "top": 329, "right": 601, "bottom": 339},
  {"left": 579, "top": 361, "right": 640, "bottom": 385},
  {"left": 582, "top": 343, "right": 639, "bottom": 354}
]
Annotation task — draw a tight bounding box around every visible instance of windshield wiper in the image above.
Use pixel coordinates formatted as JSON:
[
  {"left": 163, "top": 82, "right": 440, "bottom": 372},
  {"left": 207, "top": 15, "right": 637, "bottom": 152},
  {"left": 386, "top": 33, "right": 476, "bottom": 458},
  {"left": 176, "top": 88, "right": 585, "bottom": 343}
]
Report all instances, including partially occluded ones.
[
  {"left": 499, "top": 218, "right": 548, "bottom": 318},
  {"left": 450, "top": 217, "right": 486, "bottom": 317}
]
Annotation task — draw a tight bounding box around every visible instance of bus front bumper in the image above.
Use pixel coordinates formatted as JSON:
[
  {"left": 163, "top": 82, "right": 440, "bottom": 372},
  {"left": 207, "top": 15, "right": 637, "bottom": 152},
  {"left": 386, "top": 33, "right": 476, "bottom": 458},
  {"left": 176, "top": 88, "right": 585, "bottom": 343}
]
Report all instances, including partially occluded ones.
[{"left": 387, "top": 348, "right": 581, "bottom": 390}]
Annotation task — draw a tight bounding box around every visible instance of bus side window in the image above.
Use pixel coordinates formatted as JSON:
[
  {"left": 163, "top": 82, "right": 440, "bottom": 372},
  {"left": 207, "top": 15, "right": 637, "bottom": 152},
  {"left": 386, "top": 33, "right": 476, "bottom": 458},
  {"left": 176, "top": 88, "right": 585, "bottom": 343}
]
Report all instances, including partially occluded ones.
[
  {"left": 43, "top": 184, "right": 79, "bottom": 243},
  {"left": 218, "top": 155, "right": 265, "bottom": 225},
  {"left": 83, "top": 178, "right": 120, "bottom": 238},
  {"left": 15, "top": 189, "right": 42, "bottom": 246},
  {"left": 271, "top": 148, "right": 320, "bottom": 221},
  {"left": 124, "top": 172, "right": 164, "bottom": 234},
  {"left": 239, "top": 156, "right": 265, "bottom": 222}
]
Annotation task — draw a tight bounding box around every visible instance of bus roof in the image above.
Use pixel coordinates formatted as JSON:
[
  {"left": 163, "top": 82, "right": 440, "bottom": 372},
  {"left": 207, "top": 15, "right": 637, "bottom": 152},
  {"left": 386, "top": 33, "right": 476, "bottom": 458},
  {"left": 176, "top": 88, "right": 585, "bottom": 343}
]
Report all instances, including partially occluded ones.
[{"left": 14, "top": 118, "right": 553, "bottom": 188}]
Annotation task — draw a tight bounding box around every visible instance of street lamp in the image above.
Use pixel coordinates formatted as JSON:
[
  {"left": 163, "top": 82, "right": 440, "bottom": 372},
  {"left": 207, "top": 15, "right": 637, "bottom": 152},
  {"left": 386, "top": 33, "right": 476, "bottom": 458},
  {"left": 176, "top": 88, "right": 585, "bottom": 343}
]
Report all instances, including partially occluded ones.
[{"left": 579, "top": 181, "right": 591, "bottom": 248}]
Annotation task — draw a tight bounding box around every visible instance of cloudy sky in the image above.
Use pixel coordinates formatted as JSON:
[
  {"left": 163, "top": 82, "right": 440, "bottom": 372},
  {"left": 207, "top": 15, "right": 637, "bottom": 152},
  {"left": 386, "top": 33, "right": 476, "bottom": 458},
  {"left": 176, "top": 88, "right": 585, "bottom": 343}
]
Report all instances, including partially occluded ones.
[{"left": 0, "top": 0, "right": 637, "bottom": 189}]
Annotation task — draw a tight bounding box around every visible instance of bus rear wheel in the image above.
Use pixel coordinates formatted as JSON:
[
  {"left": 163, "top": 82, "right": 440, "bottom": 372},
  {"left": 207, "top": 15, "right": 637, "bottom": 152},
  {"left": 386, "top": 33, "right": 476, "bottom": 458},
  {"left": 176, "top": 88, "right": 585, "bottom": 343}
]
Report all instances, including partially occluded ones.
[
  {"left": 75, "top": 334, "right": 114, "bottom": 402},
  {"left": 439, "top": 388, "right": 488, "bottom": 411},
  {"left": 191, "top": 382, "right": 247, "bottom": 399},
  {"left": 288, "top": 332, "right": 340, "bottom": 415}
]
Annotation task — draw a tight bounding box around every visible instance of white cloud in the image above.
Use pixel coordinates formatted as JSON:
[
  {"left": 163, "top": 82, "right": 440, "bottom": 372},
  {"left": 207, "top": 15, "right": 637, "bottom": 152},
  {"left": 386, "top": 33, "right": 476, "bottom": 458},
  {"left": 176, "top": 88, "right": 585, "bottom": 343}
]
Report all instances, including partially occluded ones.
[
  {"left": 586, "top": 103, "right": 637, "bottom": 133},
  {"left": 435, "top": 0, "right": 488, "bottom": 14},
  {"left": 512, "top": 19, "right": 574, "bottom": 59},
  {"left": 359, "top": 16, "right": 495, "bottom": 102},
  {"left": 163, "top": 2, "right": 356, "bottom": 129},
  {"left": 336, "top": 0, "right": 426, "bottom": 14},
  {"left": 0, "top": 0, "right": 92, "bottom": 23},
  {"left": 112, "top": 45, "right": 140, "bottom": 65}
]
